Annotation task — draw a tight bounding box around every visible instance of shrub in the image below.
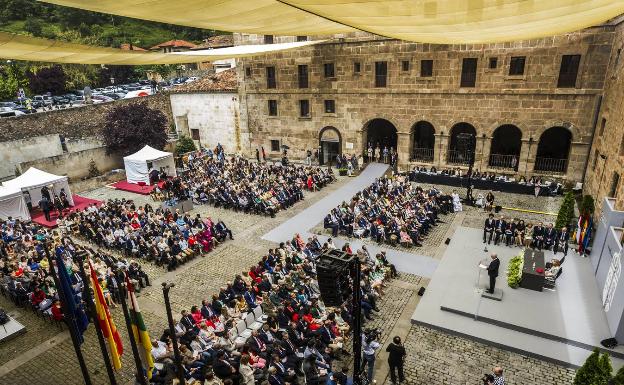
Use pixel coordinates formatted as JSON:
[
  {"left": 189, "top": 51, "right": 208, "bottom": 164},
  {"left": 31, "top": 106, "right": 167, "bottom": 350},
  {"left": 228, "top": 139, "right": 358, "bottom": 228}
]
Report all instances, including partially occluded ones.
[
  {"left": 574, "top": 348, "right": 614, "bottom": 385},
  {"left": 175, "top": 136, "right": 196, "bottom": 155},
  {"left": 507, "top": 253, "right": 524, "bottom": 288},
  {"left": 556, "top": 191, "right": 576, "bottom": 229},
  {"left": 580, "top": 195, "right": 596, "bottom": 217},
  {"left": 87, "top": 159, "right": 101, "bottom": 178}
]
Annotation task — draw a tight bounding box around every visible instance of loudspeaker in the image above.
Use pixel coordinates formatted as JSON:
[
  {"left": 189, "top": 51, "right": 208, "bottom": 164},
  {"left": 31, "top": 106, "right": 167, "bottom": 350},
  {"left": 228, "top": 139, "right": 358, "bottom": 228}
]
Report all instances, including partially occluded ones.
[
  {"left": 445, "top": 238, "right": 451, "bottom": 245},
  {"left": 601, "top": 338, "right": 618, "bottom": 348},
  {"left": 495, "top": 205, "right": 502, "bottom": 213},
  {"left": 417, "top": 287, "right": 426, "bottom": 296},
  {"left": 316, "top": 251, "right": 356, "bottom": 307}
]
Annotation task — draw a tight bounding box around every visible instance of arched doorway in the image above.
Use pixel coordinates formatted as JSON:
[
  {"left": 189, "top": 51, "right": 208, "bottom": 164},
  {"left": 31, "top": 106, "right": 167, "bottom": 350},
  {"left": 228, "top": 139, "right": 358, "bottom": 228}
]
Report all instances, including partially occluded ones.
[
  {"left": 535, "top": 126, "right": 572, "bottom": 173},
  {"left": 411, "top": 121, "right": 435, "bottom": 162},
  {"left": 448, "top": 122, "right": 477, "bottom": 165},
  {"left": 364, "top": 118, "right": 398, "bottom": 153},
  {"left": 489, "top": 124, "right": 522, "bottom": 170},
  {"left": 319, "top": 126, "right": 341, "bottom": 166}
]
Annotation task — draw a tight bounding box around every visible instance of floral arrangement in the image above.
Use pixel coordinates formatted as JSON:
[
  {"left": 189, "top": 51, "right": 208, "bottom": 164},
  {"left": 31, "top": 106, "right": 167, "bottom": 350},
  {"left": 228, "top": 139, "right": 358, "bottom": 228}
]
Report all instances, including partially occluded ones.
[{"left": 507, "top": 251, "right": 525, "bottom": 288}]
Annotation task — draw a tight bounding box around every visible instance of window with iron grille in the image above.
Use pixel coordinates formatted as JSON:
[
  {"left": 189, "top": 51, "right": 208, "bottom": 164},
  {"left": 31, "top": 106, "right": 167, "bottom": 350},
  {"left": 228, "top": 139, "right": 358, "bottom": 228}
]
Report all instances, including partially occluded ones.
[
  {"left": 509, "top": 56, "right": 526, "bottom": 76},
  {"left": 324, "top": 100, "right": 335, "bottom": 113},
  {"left": 420, "top": 60, "right": 433, "bottom": 77},
  {"left": 324, "top": 63, "right": 335, "bottom": 78},
  {"left": 489, "top": 57, "right": 498, "bottom": 69},
  {"left": 298, "top": 65, "right": 308, "bottom": 88},
  {"left": 299, "top": 99, "right": 310, "bottom": 117},
  {"left": 268, "top": 100, "right": 278, "bottom": 116},
  {"left": 266, "top": 66, "right": 276, "bottom": 89},
  {"left": 460, "top": 58, "right": 477, "bottom": 87},
  {"left": 557, "top": 54, "right": 581, "bottom": 88},
  {"left": 191, "top": 129, "right": 200, "bottom": 140},
  {"left": 375, "top": 61, "right": 387, "bottom": 87},
  {"left": 270, "top": 140, "right": 280, "bottom": 152}
]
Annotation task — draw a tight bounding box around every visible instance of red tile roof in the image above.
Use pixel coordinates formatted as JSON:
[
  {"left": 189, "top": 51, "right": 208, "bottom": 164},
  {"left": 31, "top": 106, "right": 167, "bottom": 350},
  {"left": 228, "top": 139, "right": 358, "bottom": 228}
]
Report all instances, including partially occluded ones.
[
  {"left": 193, "top": 35, "right": 234, "bottom": 49},
  {"left": 120, "top": 43, "right": 146, "bottom": 51},
  {"left": 150, "top": 39, "right": 197, "bottom": 50},
  {"left": 172, "top": 69, "right": 238, "bottom": 92}
]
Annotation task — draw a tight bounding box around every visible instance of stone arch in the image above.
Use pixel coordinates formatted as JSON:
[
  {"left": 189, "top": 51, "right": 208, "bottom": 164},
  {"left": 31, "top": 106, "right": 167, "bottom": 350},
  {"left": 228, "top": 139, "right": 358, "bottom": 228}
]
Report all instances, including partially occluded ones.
[
  {"left": 363, "top": 118, "right": 398, "bottom": 152},
  {"left": 533, "top": 121, "right": 575, "bottom": 142},
  {"left": 447, "top": 122, "right": 477, "bottom": 165},
  {"left": 534, "top": 126, "right": 572, "bottom": 173},
  {"left": 319, "top": 126, "right": 342, "bottom": 166},
  {"left": 488, "top": 124, "right": 522, "bottom": 170},
  {"left": 411, "top": 121, "right": 435, "bottom": 161}
]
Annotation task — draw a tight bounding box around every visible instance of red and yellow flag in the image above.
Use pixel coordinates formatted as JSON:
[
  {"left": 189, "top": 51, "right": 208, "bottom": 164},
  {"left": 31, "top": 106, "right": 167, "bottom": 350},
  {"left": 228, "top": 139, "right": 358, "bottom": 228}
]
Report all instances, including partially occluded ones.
[{"left": 89, "top": 261, "right": 124, "bottom": 370}]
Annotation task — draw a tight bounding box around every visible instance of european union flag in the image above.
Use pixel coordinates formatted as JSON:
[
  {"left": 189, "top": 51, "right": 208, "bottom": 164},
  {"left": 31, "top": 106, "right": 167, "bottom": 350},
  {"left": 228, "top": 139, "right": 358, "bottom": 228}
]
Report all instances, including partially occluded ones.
[{"left": 55, "top": 252, "right": 89, "bottom": 343}]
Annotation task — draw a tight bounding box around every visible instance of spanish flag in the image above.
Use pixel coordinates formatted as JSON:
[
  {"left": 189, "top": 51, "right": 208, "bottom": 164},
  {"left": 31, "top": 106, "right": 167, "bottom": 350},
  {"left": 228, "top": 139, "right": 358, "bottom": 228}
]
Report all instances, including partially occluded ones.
[
  {"left": 126, "top": 276, "right": 155, "bottom": 379},
  {"left": 89, "top": 261, "right": 124, "bottom": 370}
]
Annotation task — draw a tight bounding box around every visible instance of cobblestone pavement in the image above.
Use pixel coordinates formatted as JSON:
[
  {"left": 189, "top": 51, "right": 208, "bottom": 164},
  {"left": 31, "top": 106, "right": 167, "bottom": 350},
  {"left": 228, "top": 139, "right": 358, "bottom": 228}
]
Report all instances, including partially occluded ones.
[{"left": 0, "top": 174, "right": 576, "bottom": 385}]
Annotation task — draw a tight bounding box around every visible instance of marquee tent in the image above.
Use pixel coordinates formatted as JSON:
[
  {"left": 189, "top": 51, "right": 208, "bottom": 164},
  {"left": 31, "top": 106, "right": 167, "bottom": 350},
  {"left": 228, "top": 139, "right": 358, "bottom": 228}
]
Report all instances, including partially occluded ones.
[
  {"left": 3, "top": 167, "right": 74, "bottom": 207},
  {"left": 0, "top": 185, "right": 29, "bottom": 221},
  {"left": 123, "top": 145, "right": 176, "bottom": 185}
]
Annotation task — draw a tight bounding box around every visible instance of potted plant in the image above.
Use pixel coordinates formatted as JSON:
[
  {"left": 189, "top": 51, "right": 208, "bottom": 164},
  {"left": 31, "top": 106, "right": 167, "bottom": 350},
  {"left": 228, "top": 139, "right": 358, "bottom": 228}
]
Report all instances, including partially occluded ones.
[{"left": 338, "top": 167, "right": 348, "bottom": 176}]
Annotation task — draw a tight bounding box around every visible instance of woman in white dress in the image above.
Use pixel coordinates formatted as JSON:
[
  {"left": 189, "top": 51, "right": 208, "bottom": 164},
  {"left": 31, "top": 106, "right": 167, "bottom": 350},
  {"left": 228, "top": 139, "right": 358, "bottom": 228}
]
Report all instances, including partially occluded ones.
[{"left": 451, "top": 190, "right": 463, "bottom": 212}]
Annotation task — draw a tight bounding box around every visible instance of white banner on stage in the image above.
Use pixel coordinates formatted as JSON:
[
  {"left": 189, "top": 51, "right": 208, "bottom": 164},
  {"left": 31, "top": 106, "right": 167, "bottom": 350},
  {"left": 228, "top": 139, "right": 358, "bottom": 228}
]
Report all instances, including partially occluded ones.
[{"left": 603, "top": 251, "right": 621, "bottom": 312}]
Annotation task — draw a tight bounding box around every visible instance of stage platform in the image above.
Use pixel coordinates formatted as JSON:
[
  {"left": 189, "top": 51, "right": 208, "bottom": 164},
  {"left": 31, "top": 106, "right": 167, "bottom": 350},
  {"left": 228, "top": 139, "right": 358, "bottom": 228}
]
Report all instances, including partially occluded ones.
[
  {"left": 110, "top": 180, "right": 166, "bottom": 195},
  {"left": 0, "top": 314, "right": 26, "bottom": 343},
  {"left": 31, "top": 194, "right": 102, "bottom": 228},
  {"left": 412, "top": 226, "right": 624, "bottom": 369}
]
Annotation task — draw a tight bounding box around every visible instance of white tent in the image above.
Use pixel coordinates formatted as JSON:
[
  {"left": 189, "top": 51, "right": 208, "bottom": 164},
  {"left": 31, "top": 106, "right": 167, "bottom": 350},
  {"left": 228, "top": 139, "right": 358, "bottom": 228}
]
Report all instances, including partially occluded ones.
[
  {"left": 3, "top": 167, "right": 74, "bottom": 207},
  {"left": 123, "top": 145, "right": 176, "bottom": 185},
  {"left": 0, "top": 185, "right": 30, "bottom": 221}
]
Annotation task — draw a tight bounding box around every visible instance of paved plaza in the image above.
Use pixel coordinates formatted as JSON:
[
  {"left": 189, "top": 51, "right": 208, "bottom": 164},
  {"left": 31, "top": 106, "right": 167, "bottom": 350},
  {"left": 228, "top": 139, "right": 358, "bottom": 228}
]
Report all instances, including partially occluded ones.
[{"left": 0, "top": 168, "right": 574, "bottom": 385}]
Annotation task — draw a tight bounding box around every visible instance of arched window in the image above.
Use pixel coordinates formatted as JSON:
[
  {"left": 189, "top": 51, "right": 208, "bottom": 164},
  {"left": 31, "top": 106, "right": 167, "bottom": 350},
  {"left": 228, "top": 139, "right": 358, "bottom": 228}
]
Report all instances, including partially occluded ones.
[
  {"left": 411, "top": 121, "right": 435, "bottom": 162},
  {"left": 364, "top": 118, "right": 398, "bottom": 152},
  {"left": 319, "top": 126, "right": 341, "bottom": 166},
  {"left": 448, "top": 122, "right": 476, "bottom": 165},
  {"left": 489, "top": 124, "right": 522, "bottom": 170},
  {"left": 534, "top": 126, "right": 572, "bottom": 173}
]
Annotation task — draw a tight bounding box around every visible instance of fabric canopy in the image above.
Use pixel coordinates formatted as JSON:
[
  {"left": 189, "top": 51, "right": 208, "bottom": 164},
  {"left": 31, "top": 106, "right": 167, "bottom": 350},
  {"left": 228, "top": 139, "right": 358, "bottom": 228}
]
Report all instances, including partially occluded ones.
[
  {"left": 39, "top": 0, "right": 624, "bottom": 43},
  {"left": 0, "top": 185, "right": 29, "bottom": 221},
  {"left": 0, "top": 32, "right": 325, "bottom": 65},
  {"left": 2, "top": 167, "right": 74, "bottom": 213},
  {"left": 123, "top": 145, "right": 176, "bottom": 185}
]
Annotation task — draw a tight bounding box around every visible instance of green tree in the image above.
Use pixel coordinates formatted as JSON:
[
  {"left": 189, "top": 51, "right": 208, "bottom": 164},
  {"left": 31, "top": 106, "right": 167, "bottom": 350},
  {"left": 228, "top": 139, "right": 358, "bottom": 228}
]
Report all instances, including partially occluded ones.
[
  {"left": 581, "top": 195, "right": 596, "bottom": 217},
  {"left": 613, "top": 365, "right": 624, "bottom": 385},
  {"left": 574, "top": 349, "right": 613, "bottom": 385},
  {"left": 0, "top": 64, "right": 28, "bottom": 100},
  {"left": 556, "top": 191, "right": 576, "bottom": 229},
  {"left": 175, "top": 136, "right": 197, "bottom": 154},
  {"left": 598, "top": 352, "right": 613, "bottom": 384},
  {"left": 23, "top": 18, "right": 44, "bottom": 36},
  {"left": 26, "top": 65, "right": 66, "bottom": 95},
  {"left": 102, "top": 101, "right": 168, "bottom": 155}
]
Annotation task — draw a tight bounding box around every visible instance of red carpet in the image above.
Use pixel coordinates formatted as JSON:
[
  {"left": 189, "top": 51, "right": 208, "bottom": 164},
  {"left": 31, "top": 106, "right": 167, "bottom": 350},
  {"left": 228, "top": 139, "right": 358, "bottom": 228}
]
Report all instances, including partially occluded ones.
[
  {"left": 31, "top": 194, "right": 103, "bottom": 228},
  {"left": 111, "top": 180, "right": 166, "bottom": 195}
]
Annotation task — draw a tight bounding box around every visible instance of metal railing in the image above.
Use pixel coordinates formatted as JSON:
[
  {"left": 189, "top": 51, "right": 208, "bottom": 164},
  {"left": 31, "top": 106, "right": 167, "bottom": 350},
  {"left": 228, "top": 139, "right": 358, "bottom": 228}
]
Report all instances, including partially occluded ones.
[
  {"left": 534, "top": 157, "right": 568, "bottom": 173},
  {"left": 411, "top": 147, "right": 434, "bottom": 162},
  {"left": 447, "top": 149, "right": 472, "bottom": 165},
  {"left": 488, "top": 154, "right": 519, "bottom": 170}
]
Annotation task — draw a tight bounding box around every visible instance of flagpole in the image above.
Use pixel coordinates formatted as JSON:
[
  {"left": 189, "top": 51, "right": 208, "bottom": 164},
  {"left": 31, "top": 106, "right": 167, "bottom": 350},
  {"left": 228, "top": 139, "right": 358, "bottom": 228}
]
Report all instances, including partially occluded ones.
[
  {"left": 43, "top": 241, "right": 93, "bottom": 385},
  {"left": 116, "top": 270, "right": 149, "bottom": 385},
  {"left": 75, "top": 251, "right": 118, "bottom": 385},
  {"left": 162, "top": 282, "right": 186, "bottom": 384}
]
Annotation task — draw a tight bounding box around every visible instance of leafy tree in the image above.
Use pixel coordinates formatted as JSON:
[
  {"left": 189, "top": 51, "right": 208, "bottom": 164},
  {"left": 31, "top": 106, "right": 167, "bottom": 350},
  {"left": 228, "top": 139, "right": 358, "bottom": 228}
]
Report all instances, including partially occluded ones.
[
  {"left": 556, "top": 191, "right": 576, "bottom": 229},
  {"left": 175, "top": 136, "right": 197, "bottom": 154},
  {"left": 26, "top": 65, "right": 66, "bottom": 95},
  {"left": 574, "top": 349, "right": 613, "bottom": 385},
  {"left": 581, "top": 195, "right": 596, "bottom": 217},
  {"left": 0, "top": 64, "right": 29, "bottom": 100},
  {"left": 97, "top": 65, "right": 137, "bottom": 88},
  {"left": 23, "top": 18, "right": 44, "bottom": 36},
  {"left": 598, "top": 352, "right": 613, "bottom": 384},
  {"left": 102, "top": 101, "right": 168, "bottom": 156},
  {"left": 613, "top": 365, "right": 624, "bottom": 385}
]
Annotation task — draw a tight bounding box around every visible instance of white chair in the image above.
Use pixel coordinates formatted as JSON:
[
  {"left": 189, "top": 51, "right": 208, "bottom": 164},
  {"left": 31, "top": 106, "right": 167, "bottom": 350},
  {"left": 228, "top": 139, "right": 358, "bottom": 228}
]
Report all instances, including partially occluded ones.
[
  {"left": 253, "top": 306, "right": 268, "bottom": 323},
  {"left": 174, "top": 322, "right": 185, "bottom": 335},
  {"left": 245, "top": 311, "right": 263, "bottom": 331},
  {"left": 234, "top": 321, "right": 250, "bottom": 347}
]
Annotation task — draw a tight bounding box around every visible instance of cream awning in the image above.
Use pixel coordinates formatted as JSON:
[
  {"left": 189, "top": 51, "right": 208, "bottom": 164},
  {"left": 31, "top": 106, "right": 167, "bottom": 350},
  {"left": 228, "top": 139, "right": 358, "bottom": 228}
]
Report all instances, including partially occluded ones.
[
  {"left": 0, "top": 32, "right": 325, "bottom": 65},
  {"left": 38, "top": 0, "right": 624, "bottom": 43}
]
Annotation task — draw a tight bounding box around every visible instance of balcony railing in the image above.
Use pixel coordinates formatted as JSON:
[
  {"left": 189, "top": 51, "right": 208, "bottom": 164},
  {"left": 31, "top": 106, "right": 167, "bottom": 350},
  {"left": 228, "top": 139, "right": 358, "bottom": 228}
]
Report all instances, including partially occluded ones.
[
  {"left": 488, "top": 154, "right": 519, "bottom": 170},
  {"left": 534, "top": 157, "right": 568, "bottom": 173},
  {"left": 447, "top": 149, "right": 472, "bottom": 165},
  {"left": 411, "top": 147, "right": 434, "bottom": 162}
]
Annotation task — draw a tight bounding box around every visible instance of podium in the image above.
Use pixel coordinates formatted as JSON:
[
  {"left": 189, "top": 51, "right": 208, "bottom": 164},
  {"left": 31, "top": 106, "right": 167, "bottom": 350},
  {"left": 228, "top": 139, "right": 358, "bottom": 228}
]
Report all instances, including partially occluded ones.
[{"left": 476, "top": 258, "right": 503, "bottom": 301}]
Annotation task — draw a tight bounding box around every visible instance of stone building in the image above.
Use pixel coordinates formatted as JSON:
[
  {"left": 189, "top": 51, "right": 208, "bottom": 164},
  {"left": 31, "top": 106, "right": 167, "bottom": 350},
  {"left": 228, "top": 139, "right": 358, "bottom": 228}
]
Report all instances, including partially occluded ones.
[
  {"left": 234, "top": 27, "right": 615, "bottom": 183},
  {"left": 585, "top": 20, "right": 624, "bottom": 213}
]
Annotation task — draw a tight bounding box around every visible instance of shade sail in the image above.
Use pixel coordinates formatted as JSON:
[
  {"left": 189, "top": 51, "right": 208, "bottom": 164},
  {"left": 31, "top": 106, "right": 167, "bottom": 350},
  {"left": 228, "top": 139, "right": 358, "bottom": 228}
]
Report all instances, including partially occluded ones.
[
  {"left": 38, "top": 0, "right": 624, "bottom": 43},
  {"left": 0, "top": 32, "right": 325, "bottom": 65}
]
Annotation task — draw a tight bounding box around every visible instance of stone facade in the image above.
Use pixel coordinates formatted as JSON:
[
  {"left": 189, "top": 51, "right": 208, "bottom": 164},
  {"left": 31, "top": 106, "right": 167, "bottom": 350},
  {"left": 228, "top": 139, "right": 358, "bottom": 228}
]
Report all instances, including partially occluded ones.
[
  {"left": 585, "top": 21, "right": 624, "bottom": 214},
  {"left": 235, "top": 28, "right": 614, "bottom": 182}
]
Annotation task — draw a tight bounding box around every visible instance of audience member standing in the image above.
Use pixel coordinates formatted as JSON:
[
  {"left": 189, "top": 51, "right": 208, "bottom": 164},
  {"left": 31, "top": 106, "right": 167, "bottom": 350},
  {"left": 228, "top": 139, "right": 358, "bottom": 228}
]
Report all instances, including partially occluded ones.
[
  {"left": 262, "top": 146, "right": 267, "bottom": 162},
  {"left": 256, "top": 148, "right": 260, "bottom": 163},
  {"left": 39, "top": 195, "right": 51, "bottom": 222},
  {"left": 386, "top": 336, "right": 406, "bottom": 385}
]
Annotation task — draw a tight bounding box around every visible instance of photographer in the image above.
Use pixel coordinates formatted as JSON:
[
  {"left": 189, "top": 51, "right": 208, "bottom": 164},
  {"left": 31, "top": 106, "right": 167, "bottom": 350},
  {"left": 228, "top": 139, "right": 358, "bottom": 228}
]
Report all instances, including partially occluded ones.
[
  {"left": 385, "top": 336, "right": 406, "bottom": 385},
  {"left": 361, "top": 329, "right": 381, "bottom": 383}
]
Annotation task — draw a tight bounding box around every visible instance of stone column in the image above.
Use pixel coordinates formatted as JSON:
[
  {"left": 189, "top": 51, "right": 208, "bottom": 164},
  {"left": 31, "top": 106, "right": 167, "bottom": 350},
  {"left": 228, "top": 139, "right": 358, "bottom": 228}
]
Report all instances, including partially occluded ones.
[
  {"left": 477, "top": 135, "right": 491, "bottom": 172},
  {"left": 519, "top": 138, "right": 536, "bottom": 177},
  {"left": 568, "top": 142, "right": 591, "bottom": 182},
  {"left": 434, "top": 133, "right": 447, "bottom": 169},
  {"left": 397, "top": 132, "right": 410, "bottom": 171}
]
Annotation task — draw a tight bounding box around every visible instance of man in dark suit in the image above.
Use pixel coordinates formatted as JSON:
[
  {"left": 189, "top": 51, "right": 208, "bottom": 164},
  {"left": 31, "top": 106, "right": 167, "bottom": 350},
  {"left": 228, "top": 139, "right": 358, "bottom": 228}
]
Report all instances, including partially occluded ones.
[
  {"left": 486, "top": 253, "right": 500, "bottom": 294},
  {"left": 483, "top": 214, "right": 495, "bottom": 244},
  {"left": 543, "top": 223, "right": 556, "bottom": 250},
  {"left": 493, "top": 216, "right": 506, "bottom": 246},
  {"left": 386, "top": 336, "right": 406, "bottom": 385},
  {"left": 554, "top": 226, "right": 570, "bottom": 256},
  {"left": 533, "top": 222, "right": 545, "bottom": 249},
  {"left": 39, "top": 196, "right": 52, "bottom": 222}
]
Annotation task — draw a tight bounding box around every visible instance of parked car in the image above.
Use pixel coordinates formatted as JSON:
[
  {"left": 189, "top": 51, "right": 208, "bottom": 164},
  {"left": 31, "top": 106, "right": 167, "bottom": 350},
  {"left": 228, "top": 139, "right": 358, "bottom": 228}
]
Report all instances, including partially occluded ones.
[
  {"left": 123, "top": 89, "right": 152, "bottom": 99},
  {"left": 33, "top": 95, "right": 52, "bottom": 106},
  {"left": 185, "top": 77, "right": 198, "bottom": 83},
  {"left": 0, "top": 107, "right": 25, "bottom": 117},
  {"left": 91, "top": 95, "right": 114, "bottom": 103},
  {"left": 0, "top": 101, "right": 19, "bottom": 109}
]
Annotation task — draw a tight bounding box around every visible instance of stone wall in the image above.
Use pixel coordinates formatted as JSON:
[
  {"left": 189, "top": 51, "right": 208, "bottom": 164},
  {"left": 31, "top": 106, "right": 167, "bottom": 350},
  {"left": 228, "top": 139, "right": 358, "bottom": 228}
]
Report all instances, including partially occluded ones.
[
  {"left": 0, "top": 134, "right": 63, "bottom": 180},
  {"left": 236, "top": 27, "right": 613, "bottom": 182},
  {"left": 0, "top": 94, "right": 173, "bottom": 142},
  {"left": 169, "top": 92, "right": 246, "bottom": 154},
  {"left": 19, "top": 146, "right": 123, "bottom": 182},
  {"left": 585, "top": 21, "right": 624, "bottom": 214}
]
